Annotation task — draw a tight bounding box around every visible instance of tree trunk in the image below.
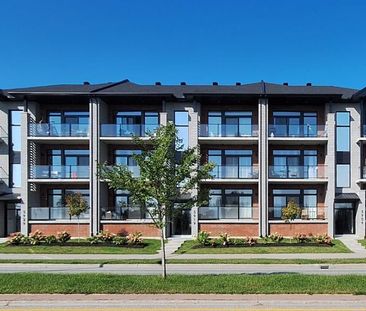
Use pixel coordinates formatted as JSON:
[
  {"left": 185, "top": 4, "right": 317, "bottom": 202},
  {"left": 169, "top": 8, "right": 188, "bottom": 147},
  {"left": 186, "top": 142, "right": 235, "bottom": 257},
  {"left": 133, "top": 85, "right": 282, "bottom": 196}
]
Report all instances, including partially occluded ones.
[
  {"left": 77, "top": 217, "right": 80, "bottom": 243},
  {"left": 160, "top": 228, "right": 167, "bottom": 279}
]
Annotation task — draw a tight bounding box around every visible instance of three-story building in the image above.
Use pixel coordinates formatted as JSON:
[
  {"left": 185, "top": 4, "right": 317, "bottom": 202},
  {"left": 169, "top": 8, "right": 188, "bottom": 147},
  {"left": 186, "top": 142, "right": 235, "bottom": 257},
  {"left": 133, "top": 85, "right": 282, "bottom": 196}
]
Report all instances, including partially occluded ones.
[{"left": 0, "top": 80, "right": 365, "bottom": 238}]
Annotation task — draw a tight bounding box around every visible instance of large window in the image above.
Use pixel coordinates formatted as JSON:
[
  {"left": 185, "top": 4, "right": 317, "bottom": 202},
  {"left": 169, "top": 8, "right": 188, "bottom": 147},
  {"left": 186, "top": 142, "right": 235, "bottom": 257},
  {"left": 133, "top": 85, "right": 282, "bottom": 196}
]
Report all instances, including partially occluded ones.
[
  {"left": 9, "top": 110, "right": 22, "bottom": 187},
  {"left": 270, "top": 111, "right": 317, "bottom": 137},
  {"left": 47, "top": 111, "right": 89, "bottom": 136},
  {"left": 336, "top": 112, "right": 350, "bottom": 187},
  {"left": 116, "top": 111, "right": 159, "bottom": 136},
  {"left": 199, "top": 189, "right": 253, "bottom": 220},
  {"left": 175, "top": 111, "right": 189, "bottom": 150},
  {"left": 207, "top": 111, "right": 252, "bottom": 137},
  {"left": 114, "top": 150, "right": 140, "bottom": 176},
  {"left": 208, "top": 149, "right": 255, "bottom": 178},
  {"left": 271, "top": 189, "right": 318, "bottom": 220},
  {"left": 270, "top": 149, "right": 318, "bottom": 178}
]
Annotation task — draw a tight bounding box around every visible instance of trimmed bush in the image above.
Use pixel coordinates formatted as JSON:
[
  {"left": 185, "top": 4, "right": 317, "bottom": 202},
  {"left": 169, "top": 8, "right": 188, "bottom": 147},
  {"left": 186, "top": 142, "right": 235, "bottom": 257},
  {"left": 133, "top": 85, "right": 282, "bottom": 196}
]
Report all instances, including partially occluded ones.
[
  {"left": 56, "top": 231, "right": 71, "bottom": 244},
  {"left": 196, "top": 231, "right": 210, "bottom": 246}
]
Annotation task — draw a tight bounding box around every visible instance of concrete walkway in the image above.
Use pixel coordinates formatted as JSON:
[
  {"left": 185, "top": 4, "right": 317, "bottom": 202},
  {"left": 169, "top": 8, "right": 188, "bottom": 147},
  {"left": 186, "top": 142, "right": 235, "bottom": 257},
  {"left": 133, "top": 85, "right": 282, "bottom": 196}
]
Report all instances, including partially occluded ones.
[{"left": 1, "top": 294, "right": 366, "bottom": 310}]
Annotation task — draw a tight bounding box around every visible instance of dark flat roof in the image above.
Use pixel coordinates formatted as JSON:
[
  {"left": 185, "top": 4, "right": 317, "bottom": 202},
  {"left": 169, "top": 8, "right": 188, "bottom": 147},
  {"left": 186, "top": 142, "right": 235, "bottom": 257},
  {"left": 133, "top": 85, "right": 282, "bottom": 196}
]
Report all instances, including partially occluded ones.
[{"left": 2, "top": 80, "right": 359, "bottom": 99}]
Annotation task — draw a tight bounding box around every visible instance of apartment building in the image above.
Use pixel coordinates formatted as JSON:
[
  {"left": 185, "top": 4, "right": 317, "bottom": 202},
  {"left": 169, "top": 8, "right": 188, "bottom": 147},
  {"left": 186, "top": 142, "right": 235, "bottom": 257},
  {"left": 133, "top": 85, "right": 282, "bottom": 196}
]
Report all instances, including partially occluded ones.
[{"left": 0, "top": 80, "right": 365, "bottom": 238}]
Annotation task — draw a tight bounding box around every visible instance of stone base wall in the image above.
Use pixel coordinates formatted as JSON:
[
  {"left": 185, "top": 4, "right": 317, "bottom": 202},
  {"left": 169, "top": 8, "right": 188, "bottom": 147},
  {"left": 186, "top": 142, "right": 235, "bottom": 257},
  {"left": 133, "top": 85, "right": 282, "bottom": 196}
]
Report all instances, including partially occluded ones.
[{"left": 199, "top": 223, "right": 259, "bottom": 237}]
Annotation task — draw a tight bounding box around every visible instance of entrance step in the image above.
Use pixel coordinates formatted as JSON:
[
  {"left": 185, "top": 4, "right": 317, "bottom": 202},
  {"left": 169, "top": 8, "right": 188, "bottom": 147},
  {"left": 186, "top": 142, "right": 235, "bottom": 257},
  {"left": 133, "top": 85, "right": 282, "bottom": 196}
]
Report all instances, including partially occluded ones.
[{"left": 165, "top": 237, "right": 190, "bottom": 255}]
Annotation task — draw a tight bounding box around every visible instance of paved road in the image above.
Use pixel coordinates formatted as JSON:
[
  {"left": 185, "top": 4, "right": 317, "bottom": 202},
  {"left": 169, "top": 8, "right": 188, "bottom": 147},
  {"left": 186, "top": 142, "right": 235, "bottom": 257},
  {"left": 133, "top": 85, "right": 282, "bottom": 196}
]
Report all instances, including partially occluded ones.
[
  {"left": 1, "top": 294, "right": 366, "bottom": 310},
  {"left": 1, "top": 263, "right": 366, "bottom": 275}
]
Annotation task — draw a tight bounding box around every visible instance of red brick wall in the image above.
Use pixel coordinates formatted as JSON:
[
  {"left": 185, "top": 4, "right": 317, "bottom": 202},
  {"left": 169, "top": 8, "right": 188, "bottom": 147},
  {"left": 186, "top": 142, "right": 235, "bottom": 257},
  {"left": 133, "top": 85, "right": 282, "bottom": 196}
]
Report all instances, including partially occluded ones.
[
  {"left": 29, "top": 223, "right": 90, "bottom": 237},
  {"left": 199, "top": 223, "right": 259, "bottom": 237},
  {"left": 101, "top": 223, "right": 160, "bottom": 237},
  {"left": 269, "top": 223, "right": 328, "bottom": 236}
]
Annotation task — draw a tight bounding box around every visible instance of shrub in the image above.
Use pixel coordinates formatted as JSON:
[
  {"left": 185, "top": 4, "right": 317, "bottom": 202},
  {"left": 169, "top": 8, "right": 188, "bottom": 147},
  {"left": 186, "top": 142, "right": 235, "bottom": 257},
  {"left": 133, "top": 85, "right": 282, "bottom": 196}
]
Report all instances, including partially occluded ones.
[
  {"left": 294, "top": 233, "right": 309, "bottom": 243},
  {"left": 96, "top": 230, "right": 115, "bottom": 243},
  {"left": 112, "top": 236, "right": 127, "bottom": 246},
  {"left": 29, "top": 230, "right": 46, "bottom": 245},
  {"left": 7, "top": 232, "right": 25, "bottom": 245},
  {"left": 44, "top": 235, "right": 57, "bottom": 245},
  {"left": 218, "top": 233, "right": 232, "bottom": 247},
  {"left": 127, "top": 232, "right": 143, "bottom": 246},
  {"left": 313, "top": 234, "right": 333, "bottom": 245},
  {"left": 268, "top": 232, "right": 283, "bottom": 243},
  {"left": 196, "top": 231, "right": 210, "bottom": 246},
  {"left": 56, "top": 231, "right": 71, "bottom": 244},
  {"left": 87, "top": 236, "right": 100, "bottom": 245},
  {"left": 244, "top": 236, "right": 257, "bottom": 246}
]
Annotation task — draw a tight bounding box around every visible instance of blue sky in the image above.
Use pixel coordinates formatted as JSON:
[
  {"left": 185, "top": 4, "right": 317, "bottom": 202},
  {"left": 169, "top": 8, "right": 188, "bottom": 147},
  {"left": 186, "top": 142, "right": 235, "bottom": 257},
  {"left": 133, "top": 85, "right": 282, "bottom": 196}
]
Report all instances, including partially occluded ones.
[{"left": 0, "top": 0, "right": 365, "bottom": 89}]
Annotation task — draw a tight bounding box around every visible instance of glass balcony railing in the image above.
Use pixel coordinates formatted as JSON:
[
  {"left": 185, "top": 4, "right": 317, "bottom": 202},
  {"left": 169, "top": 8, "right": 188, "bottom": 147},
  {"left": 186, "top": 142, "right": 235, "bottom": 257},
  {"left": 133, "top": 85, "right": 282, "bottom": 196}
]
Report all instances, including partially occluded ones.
[
  {"left": 199, "top": 206, "right": 258, "bottom": 220},
  {"left": 268, "top": 125, "right": 327, "bottom": 137},
  {"left": 105, "top": 165, "right": 140, "bottom": 177},
  {"left": 29, "top": 123, "right": 89, "bottom": 137},
  {"left": 210, "top": 165, "right": 259, "bottom": 179},
  {"left": 30, "top": 207, "right": 90, "bottom": 220},
  {"left": 199, "top": 124, "right": 258, "bottom": 137},
  {"left": 101, "top": 124, "right": 159, "bottom": 137},
  {"left": 30, "top": 165, "right": 89, "bottom": 179},
  {"left": 268, "top": 206, "right": 327, "bottom": 220},
  {"left": 269, "top": 165, "right": 326, "bottom": 179},
  {"left": 100, "top": 206, "right": 151, "bottom": 220}
]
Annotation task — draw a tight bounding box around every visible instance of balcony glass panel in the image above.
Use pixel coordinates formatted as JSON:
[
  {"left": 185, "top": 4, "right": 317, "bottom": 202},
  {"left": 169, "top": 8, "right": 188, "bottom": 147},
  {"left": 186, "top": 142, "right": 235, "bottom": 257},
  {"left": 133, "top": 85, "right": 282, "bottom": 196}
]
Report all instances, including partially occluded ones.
[
  {"left": 269, "top": 165, "right": 326, "bottom": 179},
  {"left": 101, "top": 124, "right": 159, "bottom": 137},
  {"left": 268, "top": 125, "right": 326, "bottom": 137},
  {"left": 199, "top": 206, "right": 255, "bottom": 220},
  {"left": 30, "top": 207, "right": 90, "bottom": 220},
  {"left": 29, "top": 123, "right": 89, "bottom": 137},
  {"left": 268, "top": 206, "right": 326, "bottom": 220},
  {"left": 100, "top": 206, "right": 148, "bottom": 220},
  {"left": 211, "top": 165, "right": 259, "bottom": 179},
  {"left": 30, "top": 165, "right": 89, "bottom": 179},
  {"left": 200, "top": 124, "right": 258, "bottom": 137}
]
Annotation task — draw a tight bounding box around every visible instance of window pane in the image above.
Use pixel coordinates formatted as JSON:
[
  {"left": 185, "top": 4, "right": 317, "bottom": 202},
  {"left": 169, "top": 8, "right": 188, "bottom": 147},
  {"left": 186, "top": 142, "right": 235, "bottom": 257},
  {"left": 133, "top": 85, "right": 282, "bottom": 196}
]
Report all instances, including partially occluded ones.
[
  {"left": 175, "top": 111, "right": 188, "bottom": 126},
  {"left": 11, "top": 111, "right": 22, "bottom": 126},
  {"left": 11, "top": 164, "right": 21, "bottom": 187},
  {"left": 336, "top": 112, "right": 350, "bottom": 126},
  {"left": 336, "top": 164, "right": 350, "bottom": 187},
  {"left": 177, "top": 127, "right": 188, "bottom": 150},
  {"left": 336, "top": 127, "right": 350, "bottom": 152}
]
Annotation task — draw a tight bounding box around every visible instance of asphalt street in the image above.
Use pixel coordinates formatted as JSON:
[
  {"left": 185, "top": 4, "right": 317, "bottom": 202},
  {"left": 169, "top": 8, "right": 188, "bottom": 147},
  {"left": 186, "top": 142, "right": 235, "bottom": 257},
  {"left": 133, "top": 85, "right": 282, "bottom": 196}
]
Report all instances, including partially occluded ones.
[
  {"left": 1, "top": 263, "right": 366, "bottom": 275},
  {"left": 0, "top": 294, "right": 366, "bottom": 310}
]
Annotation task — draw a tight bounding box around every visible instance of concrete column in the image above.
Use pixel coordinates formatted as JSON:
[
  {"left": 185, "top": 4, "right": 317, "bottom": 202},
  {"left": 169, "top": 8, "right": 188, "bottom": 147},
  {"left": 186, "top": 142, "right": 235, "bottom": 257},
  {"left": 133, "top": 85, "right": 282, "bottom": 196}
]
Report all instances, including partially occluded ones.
[
  {"left": 258, "top": 97, "right": 269, "bottom": 237},
  {"left": 20, "top": 110, "right": 29, "bottom": 235},
  {"left": 90, "top": 97, "right": 100, "bottom": 236},
  {"left": 325, "top": 103, "right": 335, "bottom": 236}
]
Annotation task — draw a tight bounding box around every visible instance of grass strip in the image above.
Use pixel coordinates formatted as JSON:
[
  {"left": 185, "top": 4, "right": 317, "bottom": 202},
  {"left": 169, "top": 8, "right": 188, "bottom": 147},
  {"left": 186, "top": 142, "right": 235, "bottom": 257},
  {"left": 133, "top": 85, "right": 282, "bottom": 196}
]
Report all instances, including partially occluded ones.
[
  {"left": 0, "top": 239, "right": 160, "bottom": 254},
  {"left": 0, "top": 273, "right": 366, "bottom": 294},
  {"left": 176, "top": 239, "right": 351, "bottom": 254},
  {"left": 1, "top": 258, "right": 366, "bottom": 264}
]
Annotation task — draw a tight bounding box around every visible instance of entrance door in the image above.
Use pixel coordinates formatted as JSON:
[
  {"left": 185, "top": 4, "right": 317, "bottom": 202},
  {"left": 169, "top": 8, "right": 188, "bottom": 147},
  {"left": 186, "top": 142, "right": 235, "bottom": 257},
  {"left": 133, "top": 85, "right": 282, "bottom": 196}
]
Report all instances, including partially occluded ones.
[
  {"left": 6, "top": 203, "right": 21, "bottom": 236},
  {"left": 172, "top": 208, "right": 191, "bottom": 236},
  {"left": 335, "top": 203, "right": 355, "bottom": 234}
]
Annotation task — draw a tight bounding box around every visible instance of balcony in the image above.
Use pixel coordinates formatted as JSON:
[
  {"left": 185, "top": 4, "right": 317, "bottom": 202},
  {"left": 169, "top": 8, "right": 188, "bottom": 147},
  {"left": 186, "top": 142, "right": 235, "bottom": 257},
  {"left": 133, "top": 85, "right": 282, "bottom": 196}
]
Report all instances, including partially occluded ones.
[
  {"left": 101, "top": 124, "right": 159, "bottom": 137},
  {"left": 268, "top": 206, "right": 327, "bottom": 221},
  {"left": 104, "top": 165, "right": 140, "bottom": 178},
  {"left": 268, "top": 125, "right": 327, "bottom": 145},
  {"left": 29, "top": 165, "right": 89, "bottom": 180},
  {"left": 199, "top": 206, "right": 258, "bottom": 220},
  {"left": 101, "top": 206, "right": 151, "bottom": 220},
  {"left": 209, "top": 165, "right": 259, "bottom": 181},
  {"left": 29, "top": 123, "right": 89, "bottom": 138},
  {"left": 356, "top": 166, "right": 366, "bottom": 183},
  {"left": 29, "top": 207, "right": 90, "bottom": 220},
  {"left": 269, "top": 165, "right": 327, "bottom": 182},
  {"left": 198, "top": 124, "right": 258, "bottom": 145}
]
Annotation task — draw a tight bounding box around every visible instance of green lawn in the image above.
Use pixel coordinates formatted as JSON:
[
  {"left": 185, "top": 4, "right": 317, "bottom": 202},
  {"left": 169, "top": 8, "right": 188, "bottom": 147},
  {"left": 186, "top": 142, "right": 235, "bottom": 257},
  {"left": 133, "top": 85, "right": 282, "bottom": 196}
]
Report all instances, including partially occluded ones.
[
  {"left": 0, "top": 273, "right": 366, "bottom": 294},
  {"left": 176, "top": 239, "right": 351, "bottom": 254},
  {"left": 0, "top": 239, "right": 160, "bottom": 254},
  {"left": 359, "top": 240, "right": 366, "bottom": 248}
]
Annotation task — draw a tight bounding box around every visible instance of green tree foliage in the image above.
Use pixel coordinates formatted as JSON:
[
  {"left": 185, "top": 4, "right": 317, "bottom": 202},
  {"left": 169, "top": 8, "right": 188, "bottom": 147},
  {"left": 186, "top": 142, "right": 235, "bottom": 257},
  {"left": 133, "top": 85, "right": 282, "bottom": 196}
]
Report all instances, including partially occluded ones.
[
  {"left": 65, "top": 192, "right": 88, "bottom": 242},
  {"left": 99, "top": 122, "right": 214, "bottom": 278},
  {"left": 281, "top": 200, "right": 301, "bottom": 223}
]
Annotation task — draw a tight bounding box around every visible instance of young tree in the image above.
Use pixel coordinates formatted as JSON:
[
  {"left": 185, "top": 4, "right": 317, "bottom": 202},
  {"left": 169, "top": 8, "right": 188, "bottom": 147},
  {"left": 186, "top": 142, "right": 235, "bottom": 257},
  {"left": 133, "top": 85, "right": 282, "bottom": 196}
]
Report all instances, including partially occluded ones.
[
  {"left": 99, "top": 122, "right": 214, "bottom": 278},
  {"left": 281, "top": 200, "right": 301, "bottom": 223},
  {"left": 65, "top": 192, "right": 88, "bottom": 242}
]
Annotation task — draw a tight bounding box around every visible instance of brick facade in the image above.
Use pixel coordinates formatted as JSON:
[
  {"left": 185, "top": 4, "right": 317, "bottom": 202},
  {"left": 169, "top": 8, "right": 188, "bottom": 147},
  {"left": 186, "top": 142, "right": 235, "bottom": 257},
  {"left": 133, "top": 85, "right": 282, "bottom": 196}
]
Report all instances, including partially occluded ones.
[
  {"left": 29, "top": 223, "right": 90, "bottom": 237},
  {"left": 269, "top": 222, "right": 328, "bottom": 236},
  {"left": 199, "top": 223, "right": 259, "bottom": 237},
  {"left": 101, "top": 223, "right": 160, "bottom": 237}
]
